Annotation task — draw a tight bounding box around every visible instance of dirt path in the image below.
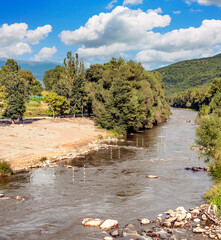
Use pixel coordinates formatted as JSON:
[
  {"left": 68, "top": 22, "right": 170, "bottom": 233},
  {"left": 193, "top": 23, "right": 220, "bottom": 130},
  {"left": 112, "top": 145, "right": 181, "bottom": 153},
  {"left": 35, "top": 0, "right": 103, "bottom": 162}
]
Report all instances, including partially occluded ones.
[{"left": 0, "top": 118, "right": 107, "bottom": 170}]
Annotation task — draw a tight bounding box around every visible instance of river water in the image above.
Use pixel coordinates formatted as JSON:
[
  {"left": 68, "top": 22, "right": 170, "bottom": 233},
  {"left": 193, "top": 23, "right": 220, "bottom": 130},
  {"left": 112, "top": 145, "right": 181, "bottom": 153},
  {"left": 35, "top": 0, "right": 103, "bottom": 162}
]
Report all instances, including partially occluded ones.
[{"left": 0, "top": 109, "right": 212, "bottom": 239}]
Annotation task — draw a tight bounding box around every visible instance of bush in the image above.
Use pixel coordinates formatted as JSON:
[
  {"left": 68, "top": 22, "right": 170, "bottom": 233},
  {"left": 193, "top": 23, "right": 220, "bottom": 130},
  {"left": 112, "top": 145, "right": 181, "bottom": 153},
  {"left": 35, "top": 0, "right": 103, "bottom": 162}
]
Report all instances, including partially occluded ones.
[{"left": 0, "top": 159, "right": 12, "bottom": 175}]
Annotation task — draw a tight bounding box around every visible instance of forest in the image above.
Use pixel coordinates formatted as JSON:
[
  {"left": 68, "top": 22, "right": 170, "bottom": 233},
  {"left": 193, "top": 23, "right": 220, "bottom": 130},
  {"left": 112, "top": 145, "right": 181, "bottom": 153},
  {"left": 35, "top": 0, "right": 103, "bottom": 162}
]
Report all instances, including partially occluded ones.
[{"left": 0, "top": 52, "right": 171, "bottom": 134}]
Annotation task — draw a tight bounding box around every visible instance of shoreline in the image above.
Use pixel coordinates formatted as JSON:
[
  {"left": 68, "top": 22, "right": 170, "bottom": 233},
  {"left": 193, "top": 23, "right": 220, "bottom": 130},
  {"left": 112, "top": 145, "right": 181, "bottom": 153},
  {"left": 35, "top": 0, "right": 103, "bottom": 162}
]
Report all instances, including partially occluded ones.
[{"left": 0, "top": 117, "right": 119, "bottom": 173}]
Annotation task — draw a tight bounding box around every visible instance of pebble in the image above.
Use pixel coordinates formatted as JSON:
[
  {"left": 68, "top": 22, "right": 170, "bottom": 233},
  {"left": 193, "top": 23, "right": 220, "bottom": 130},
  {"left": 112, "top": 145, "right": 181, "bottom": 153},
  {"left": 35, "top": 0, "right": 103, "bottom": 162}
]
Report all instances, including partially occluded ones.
[
  {"left": 100, "top": 219, "right": 118, "bottom": 230},
  {"left": 193, "top": 218, "right": 201, "bottom": 223},
  {"left": 141, "top": 219, "right": 150, "bottom": 225}
]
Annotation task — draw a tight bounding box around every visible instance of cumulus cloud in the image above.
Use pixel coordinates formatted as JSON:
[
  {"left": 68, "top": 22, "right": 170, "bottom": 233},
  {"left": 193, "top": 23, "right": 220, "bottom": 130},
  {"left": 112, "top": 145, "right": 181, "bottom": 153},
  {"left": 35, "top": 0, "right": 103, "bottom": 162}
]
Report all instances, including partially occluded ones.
[
  {"left": 147, "top": 8, "right": 163, "bottom": 14},
  {"left": 186, "top": 0, "right": 221, "bottom": 6},
  {"left": 59, "top": 6, "right": 171, "bottom": 47},
  {"left": 59, "top": 6, "right": 221, "bottom": 68},
  {"left": 0, "top": 23, "right": 52, "bottom": 58},
  {"left": 123, "top": 0, "right": 143, "bottom": 6},
  {"left": 106, "top": 0, "right": 117, "bottom": 9},
  {"left": 33, "top": 46, "right": 57, "bottom": 61}
]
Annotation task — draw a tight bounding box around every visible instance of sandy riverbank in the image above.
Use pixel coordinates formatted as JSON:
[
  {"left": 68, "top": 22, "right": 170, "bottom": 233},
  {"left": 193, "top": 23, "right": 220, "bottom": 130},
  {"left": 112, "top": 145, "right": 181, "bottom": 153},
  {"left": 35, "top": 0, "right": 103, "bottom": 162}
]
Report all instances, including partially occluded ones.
[{"left": 0, "top": 117, "right": 109, "bottom": 170}]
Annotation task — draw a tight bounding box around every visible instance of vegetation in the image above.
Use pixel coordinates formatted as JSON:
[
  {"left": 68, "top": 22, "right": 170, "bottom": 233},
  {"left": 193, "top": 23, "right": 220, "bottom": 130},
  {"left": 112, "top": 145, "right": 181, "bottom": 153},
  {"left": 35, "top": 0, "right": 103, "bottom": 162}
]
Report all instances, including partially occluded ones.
[
  {"left": 85, "top": 58, "right": 171, "bottom": 134},
  {"left": 0, "top": 159, "right": 12, "bottom": 176},
  {"left": 0, "top": 59, "right": 43, "bottom": 120},
  {"left": 43, "top": 91, "right": 69, "bottom": 117},
  {"left": 194, "top": 78, "right": 221, "bottom": 209},
  {"left": 156, "top": 53, "right": 221, "bottom": 96},
  {"left": 43, "top": 52, "right": 86, "bottom": 114}
]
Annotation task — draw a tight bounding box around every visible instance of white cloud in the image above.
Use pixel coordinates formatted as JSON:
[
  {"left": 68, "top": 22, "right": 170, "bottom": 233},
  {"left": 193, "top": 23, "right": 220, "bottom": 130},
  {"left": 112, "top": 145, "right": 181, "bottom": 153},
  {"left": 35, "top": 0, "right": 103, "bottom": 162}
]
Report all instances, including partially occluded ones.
[
  {"left": 59, "top": 6, "right": 171, "bottom": 47},
  {"left": 59, "top": 6, "right": 221, "bottom": 69},
  {"left": 186, "top": 0, "right": 221, "bottom": 6},
  {"left": 123, "top": 0, "right": 143, "bottom": 5},
  {"left": 147, "top": 8, "right": 163, "bottom": 14},
  {"left": 26, "top": 25, "right": 52, "bottom": 44},
  {"left": 173, "top": 10, "right": 181, "bottom": 14},
  {"left": 106, "top": 0, "right": 117, "bottom": 9},
  {"left": 33, "top": 46, "right": 57, "bottom": 61},
  {"left": 0, "top": 23, "right": 52, "bottom": 58}
]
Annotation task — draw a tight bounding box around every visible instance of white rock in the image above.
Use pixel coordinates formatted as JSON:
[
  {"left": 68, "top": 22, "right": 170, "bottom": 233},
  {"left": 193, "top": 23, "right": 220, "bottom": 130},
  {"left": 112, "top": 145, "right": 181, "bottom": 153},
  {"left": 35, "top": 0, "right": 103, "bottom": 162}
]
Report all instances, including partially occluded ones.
[
  {"left": 193, "top": 227, "right": 206, "bottom": 233},
  {"left": 104, "top": 237, "right": 113, "bottom": 240},
  {"left": 146, "top": 175, "right": 158, "bottom": 179},
  {"left": 177, "top": 213, "right": 187, "bottom": 222},
  {"left": 191, "top": 209, "right": 200, "bottom": 215},
  {"left": 100, "top": 219, "right": 118, "bottom": 230},
  {"left": 186, "top": 213, "right": 192, "bottom": 219},
  {"left": 202, "top": 214, "right": 207, "bottom": 221},
  {"left": 176, "top": 207, "right": 187, "bottom": 214},
  {"left": 141, "top": 219, "right": 150, "bottom": 225},
  {"left": 194, "top": 218, "right": 201, "bottom": 223},
  {"left": 173, "top": 221, "right": 185, "bottom": 228},
  {"left": 82, "top": 218, "right": 103, "bottom": 227},
  {"left": 166, "top": 216, "right": 177, "bottom": 223}
]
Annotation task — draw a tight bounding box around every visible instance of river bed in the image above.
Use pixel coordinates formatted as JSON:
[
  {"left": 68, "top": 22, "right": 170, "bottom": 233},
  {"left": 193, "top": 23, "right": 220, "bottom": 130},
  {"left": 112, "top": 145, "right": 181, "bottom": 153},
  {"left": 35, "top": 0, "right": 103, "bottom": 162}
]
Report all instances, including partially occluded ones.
[{"left": 0, "top": 109, "right": 212, "bottom": 239}]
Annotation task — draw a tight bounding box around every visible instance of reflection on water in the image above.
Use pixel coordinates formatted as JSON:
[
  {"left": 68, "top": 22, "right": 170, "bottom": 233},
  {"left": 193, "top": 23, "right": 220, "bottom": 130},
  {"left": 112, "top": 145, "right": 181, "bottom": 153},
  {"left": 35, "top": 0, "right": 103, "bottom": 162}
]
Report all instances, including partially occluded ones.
[{"left": 0, "top": 109, "right": 212, "bottom": 240}]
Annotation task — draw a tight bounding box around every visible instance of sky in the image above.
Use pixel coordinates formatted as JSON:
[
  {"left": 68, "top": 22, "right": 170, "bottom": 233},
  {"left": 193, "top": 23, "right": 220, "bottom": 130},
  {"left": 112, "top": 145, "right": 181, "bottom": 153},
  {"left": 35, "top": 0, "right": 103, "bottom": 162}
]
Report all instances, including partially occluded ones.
[{"left": 0, "top": 0, "right": 221, "bottom": 69}]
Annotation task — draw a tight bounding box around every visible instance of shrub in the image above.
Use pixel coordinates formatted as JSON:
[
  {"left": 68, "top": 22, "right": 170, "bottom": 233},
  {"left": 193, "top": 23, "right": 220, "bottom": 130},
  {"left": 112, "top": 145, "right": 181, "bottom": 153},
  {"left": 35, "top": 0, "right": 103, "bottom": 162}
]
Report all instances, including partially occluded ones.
[{"left": 0, "top": 159, "right": 12, "bottom": 175}]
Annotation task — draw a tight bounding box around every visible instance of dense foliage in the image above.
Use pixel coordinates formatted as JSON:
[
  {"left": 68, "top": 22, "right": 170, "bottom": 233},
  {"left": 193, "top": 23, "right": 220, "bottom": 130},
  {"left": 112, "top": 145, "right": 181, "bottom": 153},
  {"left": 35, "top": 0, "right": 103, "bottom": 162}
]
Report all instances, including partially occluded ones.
[
  {"left": 43, "top": 52, "right": 87, "bottom": 114},
  {"left": 193, "top": 77, "right": 221, "bottom": 207},
  {"left": 85, "top": 58, "right": 171, "bottom": 134},
  {"left": 156, "top": 53, "right": 221, "bottom": 96}
]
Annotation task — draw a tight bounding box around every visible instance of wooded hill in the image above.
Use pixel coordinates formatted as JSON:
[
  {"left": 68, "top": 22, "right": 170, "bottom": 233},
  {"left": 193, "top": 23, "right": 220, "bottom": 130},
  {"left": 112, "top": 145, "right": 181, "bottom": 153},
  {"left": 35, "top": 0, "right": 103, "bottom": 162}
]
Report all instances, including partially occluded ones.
[{"left": 155, "top": 53, "right": 221, "bottom": 96}]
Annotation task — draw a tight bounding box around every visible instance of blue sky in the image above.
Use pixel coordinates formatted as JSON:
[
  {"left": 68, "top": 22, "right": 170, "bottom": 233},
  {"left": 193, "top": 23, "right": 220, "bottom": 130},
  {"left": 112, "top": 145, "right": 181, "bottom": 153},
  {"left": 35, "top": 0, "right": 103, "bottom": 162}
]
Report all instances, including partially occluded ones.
[{"left": 0, "top": 0, "right": 221, "bottom": 69}]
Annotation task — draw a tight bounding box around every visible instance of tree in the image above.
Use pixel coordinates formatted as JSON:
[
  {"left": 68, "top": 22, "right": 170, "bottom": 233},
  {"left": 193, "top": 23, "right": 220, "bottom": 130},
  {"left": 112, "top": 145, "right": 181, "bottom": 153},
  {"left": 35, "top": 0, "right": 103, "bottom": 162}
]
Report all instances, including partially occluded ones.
[
  {"left": 18, "top": 69, "right": 43, "bottom": 96},
  {"left": 1, "top": 72, "right": 26, "bottom": 121},
  {"left": 86, "top": 58, "right": 170, "bottom": 134},
  {"left": 44, "top": 92, "right": 69, "bottom": 117}
]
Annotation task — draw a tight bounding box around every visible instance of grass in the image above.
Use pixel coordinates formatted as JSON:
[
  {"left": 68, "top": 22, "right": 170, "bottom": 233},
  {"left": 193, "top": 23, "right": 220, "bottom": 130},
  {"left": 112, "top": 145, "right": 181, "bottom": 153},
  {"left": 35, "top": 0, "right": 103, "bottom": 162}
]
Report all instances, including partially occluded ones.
[
  {"left": 204, "top": 181, "right": 221, "bottom": 215},
  {"left": 0, "top": 159, "right": 12, "bottom": 176}
]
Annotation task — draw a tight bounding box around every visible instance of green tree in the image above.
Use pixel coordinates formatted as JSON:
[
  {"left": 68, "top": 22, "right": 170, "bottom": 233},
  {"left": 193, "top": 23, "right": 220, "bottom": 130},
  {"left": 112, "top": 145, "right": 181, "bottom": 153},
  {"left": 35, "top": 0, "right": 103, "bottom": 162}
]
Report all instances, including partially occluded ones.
[{"left": 44, "top": 92, "right": 69, "bottom": 117}]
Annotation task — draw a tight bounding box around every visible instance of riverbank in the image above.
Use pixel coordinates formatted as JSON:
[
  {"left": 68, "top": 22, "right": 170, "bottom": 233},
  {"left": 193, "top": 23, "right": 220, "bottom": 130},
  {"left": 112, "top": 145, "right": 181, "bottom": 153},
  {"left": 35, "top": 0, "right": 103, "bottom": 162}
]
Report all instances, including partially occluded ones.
[{"left": 0, "top": 117, "right": 116, "bottom": 172}]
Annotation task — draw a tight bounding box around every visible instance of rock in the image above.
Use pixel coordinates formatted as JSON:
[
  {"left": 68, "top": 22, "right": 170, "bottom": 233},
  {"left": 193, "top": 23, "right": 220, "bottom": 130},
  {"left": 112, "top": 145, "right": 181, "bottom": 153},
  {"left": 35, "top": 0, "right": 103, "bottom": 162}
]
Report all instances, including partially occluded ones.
[
  {"left": 141, "top": 219, "right": 150, "bottom": 225},
  {"left": 146, "top": 175, "right": 158, "bottom": 179},
  {"left": 217, "top": 233, "right": 221, "bottom": 239},
  {"left": 13, "top": 196, "right": 25, "bottom": 201},
  {"left": 177, "top": 213, "right": 187, "bottom": 222},
  {"left": 193, "top": 227, "right": 206, "bottom": 233},
  {"left": 100, "top": 219, "right": 118, "bottom": 230},
  {"left": 186, "top": 213, "right": 192, "bottom": 219},
  {"left": 202, "top": 214, "right": 207, "bottom": 221},
  {"left": 194, "top": 218, "right": 201, "bottom": 223},
  {"left": 166, "top": 217, "right": 177, "bottom": 223},
  {"left": 165, "top": 210, "right": 174, "bottom": 216},
  {"left": 190, "top": 209, "right": 200, "bottom": 215},
  {"left": 0, "top": 194, "right": 5, "bottom": 198},
  {"left": 176, "top": 207, "right": 187, "bottom": 214},
  {"left": 173, "top": 221, "right": 185, "bottom": 228},
  {"left": 104, "top": 237, "right": 113, "bottom": 240},
  {"left": 124, "top": 230, "right": 139, "bottom": 236},
  {"left": 163, "top": 221, "right": 172, "bottom": 228},
  {"left": 209, "top": 234, "right": 216, "bottom": 239},
  {"left": 82, "top": 218, "right": 103, "bottom": 227},
  {"left": 110, "top": 230, "right": 119, "bottom": 237}
]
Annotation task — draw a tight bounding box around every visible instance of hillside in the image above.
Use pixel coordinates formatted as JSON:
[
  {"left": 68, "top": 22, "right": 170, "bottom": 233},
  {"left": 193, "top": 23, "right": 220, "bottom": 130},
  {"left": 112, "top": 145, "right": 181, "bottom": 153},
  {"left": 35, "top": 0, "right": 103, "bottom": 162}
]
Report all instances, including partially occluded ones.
[
  {"left": 0, "top": 58, "right": 60, "bottom": 83},
  {"left": 155, "top": 53, "right": 221, "bottom": 96}
]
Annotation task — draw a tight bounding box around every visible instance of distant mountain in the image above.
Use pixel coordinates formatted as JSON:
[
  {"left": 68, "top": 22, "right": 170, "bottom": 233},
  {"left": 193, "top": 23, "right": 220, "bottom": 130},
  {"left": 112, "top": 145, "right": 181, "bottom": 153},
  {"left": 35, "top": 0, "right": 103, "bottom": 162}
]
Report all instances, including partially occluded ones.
[
  {"left": 0, "top": 58, "right": 61, "bottom": 83},
  {"left": 155, "top": 53, "right": 221, "bottom": 96}
]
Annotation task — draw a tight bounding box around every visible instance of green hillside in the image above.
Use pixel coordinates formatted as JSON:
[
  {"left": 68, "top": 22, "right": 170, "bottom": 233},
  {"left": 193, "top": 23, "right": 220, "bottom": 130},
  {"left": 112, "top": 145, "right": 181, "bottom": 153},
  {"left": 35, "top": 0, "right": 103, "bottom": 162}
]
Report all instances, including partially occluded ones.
[
  {"left": 155, "top": 53, "right": 221, "bottom": 96},
  {"left": 0, "top": 58, "right": 60, "bottom": 83}
]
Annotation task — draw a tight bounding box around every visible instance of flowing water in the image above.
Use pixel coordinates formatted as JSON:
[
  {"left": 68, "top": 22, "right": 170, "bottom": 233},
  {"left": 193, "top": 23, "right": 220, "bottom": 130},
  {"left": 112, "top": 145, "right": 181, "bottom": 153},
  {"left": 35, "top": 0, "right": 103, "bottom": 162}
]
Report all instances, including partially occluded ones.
[{"left": 0, "top": 109, "right": 212, "bottom": 239}]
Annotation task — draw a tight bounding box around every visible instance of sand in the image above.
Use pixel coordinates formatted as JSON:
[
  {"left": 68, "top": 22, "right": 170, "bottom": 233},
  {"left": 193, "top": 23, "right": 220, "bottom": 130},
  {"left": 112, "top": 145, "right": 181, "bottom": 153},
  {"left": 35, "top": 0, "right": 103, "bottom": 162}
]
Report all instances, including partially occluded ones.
[{"left": 0, "top": 117, "right": 106, "bottom": 170}]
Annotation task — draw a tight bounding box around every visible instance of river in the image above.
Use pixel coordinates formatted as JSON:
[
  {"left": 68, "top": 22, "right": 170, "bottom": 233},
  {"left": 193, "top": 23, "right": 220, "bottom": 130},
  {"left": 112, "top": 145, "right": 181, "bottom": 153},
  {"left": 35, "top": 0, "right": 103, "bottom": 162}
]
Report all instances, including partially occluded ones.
[{"left": 0, "top": 109, "right": 211, "bottom": 239}]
